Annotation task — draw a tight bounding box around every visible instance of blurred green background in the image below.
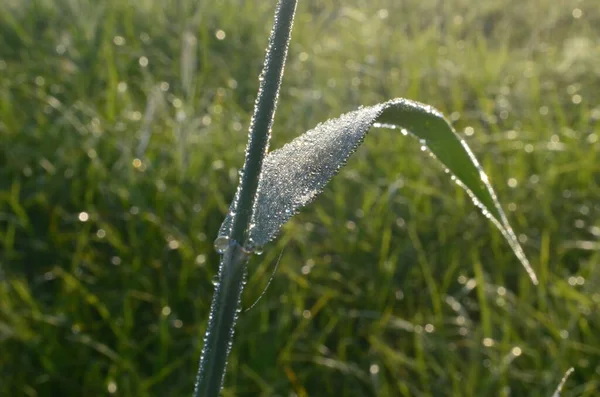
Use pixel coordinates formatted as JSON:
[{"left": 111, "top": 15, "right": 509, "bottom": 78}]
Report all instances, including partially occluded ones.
[{"left": 1, "top": 0, "right": 599, "bottom": 396}]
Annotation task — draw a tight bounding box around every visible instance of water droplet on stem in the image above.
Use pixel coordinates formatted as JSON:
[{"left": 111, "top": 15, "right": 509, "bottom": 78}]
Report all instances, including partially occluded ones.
[{"left": 214, "top": 236, "right": 230, "bottom": 253}]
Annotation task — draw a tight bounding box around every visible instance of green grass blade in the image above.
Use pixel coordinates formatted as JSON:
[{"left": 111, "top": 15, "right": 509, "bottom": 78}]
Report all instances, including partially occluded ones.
[
  {"left": 220, "top": 98, "right": 538, "bottom": 284},
  {"left": 376, "top": 99, "right": 538, "bottom": 284},
  {"left": 551, "top": 367, "right": 574, "bottom": 397}
]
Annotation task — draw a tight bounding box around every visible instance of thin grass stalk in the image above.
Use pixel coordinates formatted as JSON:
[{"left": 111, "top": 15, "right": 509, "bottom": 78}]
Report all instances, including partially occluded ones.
[
  {"left": 193, "top": 1, "right": 297, "bottom": 396},
  {"left": 229, "top": 0, "right": 297, "bottom": 244}
]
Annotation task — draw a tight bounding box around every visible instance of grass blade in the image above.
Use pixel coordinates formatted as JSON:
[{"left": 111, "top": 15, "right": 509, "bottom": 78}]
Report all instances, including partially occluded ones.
[
  {"left": 219, "top": 98, "right": 538, "bottom": 284},
  {"left": 551, "top": 367, "right": 574, "bottom": 397}
]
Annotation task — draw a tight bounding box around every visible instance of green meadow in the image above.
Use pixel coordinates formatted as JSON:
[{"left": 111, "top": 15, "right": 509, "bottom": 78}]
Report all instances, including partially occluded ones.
[{"left": 1, "top": 0, "right": 599, "bottom": 396}]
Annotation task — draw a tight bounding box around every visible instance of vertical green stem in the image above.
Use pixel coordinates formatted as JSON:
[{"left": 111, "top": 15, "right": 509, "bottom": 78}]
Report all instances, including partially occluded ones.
[
  {"left": 193, "top": 1, "right": 297, "bottom": 396},
  {"left": 193, "top": 242, "right": 248, "bottom": 397},
  {"left": 230, "top": 0, "right": 298, "bottom": 246}
]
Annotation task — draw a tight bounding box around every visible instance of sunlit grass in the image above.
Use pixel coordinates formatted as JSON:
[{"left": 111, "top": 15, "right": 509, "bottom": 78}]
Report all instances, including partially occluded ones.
[{"left": 0, "top": 0, "right": 598, "bottom": 396}]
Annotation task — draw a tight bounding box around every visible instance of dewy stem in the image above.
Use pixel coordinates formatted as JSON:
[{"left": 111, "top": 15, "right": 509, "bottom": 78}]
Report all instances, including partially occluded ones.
[
  {"left": 193, "top": 242, "right": 248, "bottom": 397},
  {"left": 229, "top": 0, "right": 297, "bottom": 246},
  {"left": 193, "top": 1, "right": 297, "bottom": 396}
]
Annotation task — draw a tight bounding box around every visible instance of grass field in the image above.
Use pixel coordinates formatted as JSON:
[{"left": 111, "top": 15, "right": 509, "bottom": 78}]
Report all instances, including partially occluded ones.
[{"left": 1, "top": 0, "right": 599, "bottom": 396}]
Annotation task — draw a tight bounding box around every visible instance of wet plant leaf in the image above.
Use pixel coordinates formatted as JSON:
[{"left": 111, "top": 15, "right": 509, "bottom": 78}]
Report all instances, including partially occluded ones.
[{"left": 220, "top": 98, "right": 538, "bottom": 284}]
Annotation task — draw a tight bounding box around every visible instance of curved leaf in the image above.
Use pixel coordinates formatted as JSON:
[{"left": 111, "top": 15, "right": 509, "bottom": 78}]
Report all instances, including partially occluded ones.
[{"left": 219, "top": 98, "right": 538, "bottom": 284}]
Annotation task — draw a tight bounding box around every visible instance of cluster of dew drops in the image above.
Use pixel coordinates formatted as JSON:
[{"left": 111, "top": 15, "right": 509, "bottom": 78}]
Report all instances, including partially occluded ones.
[
  {"left": 210, "top": 235, "right": 264, "bottom": 291},
  {"left": 213, "top": 235, "right": 264, "bottom": 256}
]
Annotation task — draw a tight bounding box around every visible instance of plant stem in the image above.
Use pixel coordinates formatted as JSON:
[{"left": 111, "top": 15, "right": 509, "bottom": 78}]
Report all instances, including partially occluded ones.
[
  {"left": 193, "top": 1, "right": 297, "bottom": 396},
  {"left": 193, "top": 242, "right": 248, "bottom": 397},
  {"left": 229, "top": 0, "right": 298, "bottom": 246}
]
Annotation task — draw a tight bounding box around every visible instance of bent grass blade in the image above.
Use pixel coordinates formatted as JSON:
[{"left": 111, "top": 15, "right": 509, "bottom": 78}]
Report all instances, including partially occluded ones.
[
  {"left": 219, "top": 98, "right": 538, "bottom": 284},
  {"left": 551, "top": 367, "right": 574, "bottom": 397}
]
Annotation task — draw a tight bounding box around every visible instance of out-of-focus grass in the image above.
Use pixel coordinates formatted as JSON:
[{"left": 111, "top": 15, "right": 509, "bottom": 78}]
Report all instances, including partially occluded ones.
[{"left": 1, "top": 0, "right": 599, "bottom": 396}]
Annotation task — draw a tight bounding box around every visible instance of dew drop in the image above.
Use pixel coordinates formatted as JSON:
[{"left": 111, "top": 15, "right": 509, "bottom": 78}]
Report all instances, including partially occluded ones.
[
  {"left": 214, "top": 236, "right": 230, "bottom": 253},
  {"left": 211, "top": 275, "right": 220, "bottom": 287},
  {"left": 254, "top": 246, "right": 264, "bottom": 255},
  {"left": 107, "top": 381, "right": 117, "bottom": 394}
]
